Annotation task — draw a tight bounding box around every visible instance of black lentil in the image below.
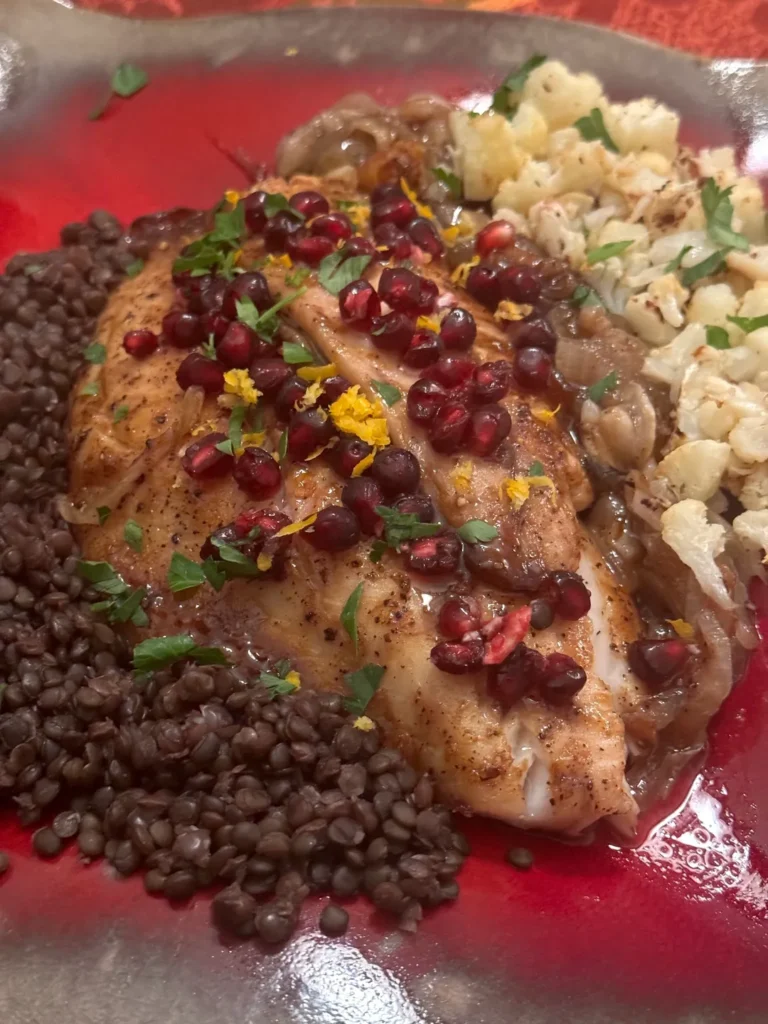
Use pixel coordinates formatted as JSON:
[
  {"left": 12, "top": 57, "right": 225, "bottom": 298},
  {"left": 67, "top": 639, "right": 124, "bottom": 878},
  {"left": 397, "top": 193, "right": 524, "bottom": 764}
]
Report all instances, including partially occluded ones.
[{"left": 319, "top": 903, "right": 349, "bottom": 937}]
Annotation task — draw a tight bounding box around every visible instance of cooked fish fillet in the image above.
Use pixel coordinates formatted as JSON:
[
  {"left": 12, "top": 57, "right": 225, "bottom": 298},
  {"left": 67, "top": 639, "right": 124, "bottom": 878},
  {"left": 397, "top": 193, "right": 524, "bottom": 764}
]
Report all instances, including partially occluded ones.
[{"left": 68, "top": 175, "right": 652, "bottom": 834}]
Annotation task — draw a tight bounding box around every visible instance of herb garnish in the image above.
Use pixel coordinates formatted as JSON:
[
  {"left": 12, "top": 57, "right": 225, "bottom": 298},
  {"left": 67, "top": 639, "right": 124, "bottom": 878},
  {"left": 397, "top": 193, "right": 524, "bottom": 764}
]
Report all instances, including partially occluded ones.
[
  {"left": 80, "top": 381, "right": 100, "bottom": 397},
  {"left": 370, "top": 380, "right": 402, "bottom": 406},
  {"left": 432, "top": 167, "right": 462, "bottom": 198},
  {"left": 167, "top": 552, "right": 207, "bottom": 593},
  {"left": 528, "top": 460, "right": 544, "bottom": 476},
  {"left": 587, "top": 370, "right": 619, "bottom": 402},
  {"left": 574, "top": 108, "right": 618, "bottom": 153},
  {"left": 201, "top": 336, "right": 218, "bottom": 360},
  {"left": 343, "top": 663, "right": 386, "bottom": 715},
  {"left": 84, "top": 342, "right": 107, "bottom": 364},
  {"left": 132, "top": 635, "right": 228, "bottom": 673},
  {"left": 372, "top": 506, "right": 441, "bottom": 560},
  {"left": 571, "top": 283, "right": 603, "bottom": 308},
  {"left": 89, "top": 63, "right": 149, "bottom": 121},
  {"left": 586, "top": 240, "right": 634, "bottom": 265},
  {"left": 263, "top": 193, "right": 304, "bottom": 221},
  {"left": 701, "top": 178, "right": 750, "bottom": 252},
  {"left": 277, "top": 429, "right": 288, "bottom": 463},
  {"left": 457, "top": 520, "right": 499, "bottom": 544},
  {"left": 259, "top": 672, "right": 298, "bottom": 698},
  {"left": 123, "top": 519, "right": 143, "bottom": 553},
  {"left": 340, "top": 582, "right": 364, "bottom": 654},
  {"left": 490, "top": 54, "right": 547, "bottom": 118},
  {"left": 97, "top": 506, "right": 111, "bottom": 526},
  {"left": 727, "top": 313, "right": 768, "bottom": 334},
  {"left": 172, "top": 202, "right": 245, "bottom": 280},
  {"left": 664, "top": 245, "right": 692, "bottom": 273},
  {"left": 286, "top": 265, "right": 312, "bottom": 287},
  {"left": 113, "top": 404, "right": 129, "bottom": 424},
  {"left": 125, "top": 258, "right": 145, "bottom": 278},
  {"left": 317, "top": 251, "right": 372, "bottom": 296},
  {"left": 682, "top": 249, "right": 729, "bottom": 288},
  {"left": 282, "top": 341, "right": 314, "bottom": 364},
  {"left": 210, "top": 535, "right": 263, "bottom": 579},
  {"left": 236, "top": 287, "right": 307, "bottom": 340},
  {"left": 215, "top": 403, "right": 247, "bottom": 455},
  {"left": 706, "top": 325, "right": 731, "bottom": 349},
  {"left": 78, "top": 560, "right": 148, "bottom": 627}
]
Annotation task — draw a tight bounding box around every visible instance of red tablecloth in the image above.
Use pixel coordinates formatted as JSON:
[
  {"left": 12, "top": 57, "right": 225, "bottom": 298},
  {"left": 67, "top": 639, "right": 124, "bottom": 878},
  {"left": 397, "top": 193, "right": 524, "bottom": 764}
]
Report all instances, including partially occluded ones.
[{"left": 73, "top": 0, "right": 768, "bottom": 60}]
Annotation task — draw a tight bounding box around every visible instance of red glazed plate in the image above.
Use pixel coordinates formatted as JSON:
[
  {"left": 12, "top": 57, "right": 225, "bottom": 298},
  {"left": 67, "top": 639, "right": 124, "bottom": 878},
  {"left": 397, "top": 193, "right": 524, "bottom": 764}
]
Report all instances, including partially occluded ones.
[{"left": 1, "top": 3, "right": 767, "bottom": 1020}]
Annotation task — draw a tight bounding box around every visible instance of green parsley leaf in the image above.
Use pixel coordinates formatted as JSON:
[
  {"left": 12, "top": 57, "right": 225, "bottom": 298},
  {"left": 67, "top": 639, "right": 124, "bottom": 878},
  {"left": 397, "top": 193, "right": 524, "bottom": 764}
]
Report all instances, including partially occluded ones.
[
  {"left": 340, "top": 582, "right": 364, "bottom": 654},
  {"left": 587, "top": 370, "right": 619, "bottom": 402},
  {"left": 123, "top": 519, "right": 143, "bottom": 553},
  {"left": 701, "top": 178, "right": 750, "bottom": 252},
  {"left": 259, "top": 672, "right": 298, "bottom": 698},
  {"left": 664, "top": 245, "right": 693, "bottom": 273},
  {"left": 586, "top": 240, "right": 634, "bottom": 266},
  {"left": 571, "top": 283, "right": 603, "bottom": 308},
  {"left": 201, "top": 336, "right": 218, "bottom": 360},
  {"left": 432, "top": 167, "right": 462, "bottom": 198},
  {"left": 210, "top": 202, "right": 246, "bottom": 245},
  {"left": 528, "top": 460, "right": 544, "bottom": 476},
  {"left": 167, "top": 552, "right": 207, "bottom": 593},
  {"left": 574, "top": 108, "right": 618, "bottom": 153},
  {"left": 96, "top": 506, "right": 111, "bottom": 526},
  {"left": 375, "top": 506, "right": 442, "bottom": 551},
  {"left": 216, "top": 403, "right": 247, "bottom": 455},
  {"left": 132, "top": 634, "right": 228, "bottom": 673},
  {"left": 84, "top": 342, "right": 107, "bottom": 364},
  {"left": 277, "top": 429, "right": 288, "bottom": 463},
  {"left": 317, "top": 251, "right": 372, "bottom": 296},
  {"left": 78, "top": 559, "right": 147, "bottom": 627},
  {"left": 172, "top": 201, "right": 244, "bottom": 279},
  {"left": 111, "top": 586, "right": 147, "bottom": 625},
  {"left": 210, "top": 535, "right": 262, "bottom": 578},
  {"left": 77, "top": 560, "right": 128, "bottom": 596},
  {"left": 201, "top": 557, "right": 227, "bottom": 592},
  {"left": 113, "top": 404, "right": 129, "bottom": 424},
  {"left": 706, "top": 325, "right": 731, "bottom": 349},
  {"left": 369, "top": 539, "right": 387, "bottom": 564},
  {"left": 457, "top": 519, "right": 499, "bottom": 544},
  {"left": 727, "top": 313, "right": 768, "bottom": 334},
  {"left": 125, "top": 258, "right": 144, "bottom": 278},
  {"left": 236, "top": 288, "right": 307, "bottom": 339},
  {"left": 263, "top": 193, "right": 304, "bottom": 221},
  {"left": 370, "top": 380, "right": 402, "bottom": 406},
  {"left": 344, "top": 663, "right": 386, "bottom": 716},
  {"left": 282, "top": 341, "right": 314, "bottom": 364},
  {"left": 112, "top": 63, "right": 149, "bottom": 99},
  {"left": 80, "top": 381, "right": 100, "bottom": 397},
  {"left": 286, "top": 265, "right": 312, "bottom": 287},
  {"left": 489, "top": 54, "right": 546, "bottom": 118},
  {"left": 682, "top": 249, "right": 729, "bottom": 288}
]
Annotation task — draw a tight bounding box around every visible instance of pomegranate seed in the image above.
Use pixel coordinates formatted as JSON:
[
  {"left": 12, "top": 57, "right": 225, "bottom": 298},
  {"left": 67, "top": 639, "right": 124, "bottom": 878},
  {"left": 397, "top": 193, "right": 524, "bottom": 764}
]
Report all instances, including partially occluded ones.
[
  {"left": 371, "top": 181, "right": 404, "bottom": 205},
  {"left": 402, "top": 329, "right": 441, "bottom": 369},
  {"left": 341, "top": 477, "right": 385, "bottom": 535},
  {"left": 466, "top": 265, "right": 500, "bottom": 309},
  {"left": 181, "top": 433, "right": 234, "bottom": 480},
  {"left": 289, "top": 190, "right": 329, "bottom": 219},
  {"left": 286, "top": 232, "right": 335, "bottom": 266},
  {"left": 371, "top": 447, "right": 420, "bottom": 497},
  {"left": 371, "top": 196, "right": 416, "bottom": 229},
  {"left": 306, "top": 506, "right": 361, "bottom": 553},
  {"left": 216, "top": 322, "right": 255, "bottom": 369},
  {"left": 249, "top": 359, "right": 293, "bottom": 398},
  {"left": 538, "top": 653, "right": 587, "bottom": 704},
  {"left": 162, "top": 311, "right": 206, "bottom": 349},
  {"left": 287, "top": 408, "right": 335, "bottom": 461},
  {"left": 405, "top": 529, "right": 462, "bottom": 576},
  {"left": 439, "top": 308, "right": 476, "bottom": 351},
  {"left": 542, "top": 571, "right": 591, "bottom": 620},
  {"left": 438, "top": 597, "right": 480, "bottom": 640},
  {"left": 370, "top": 312, "right": 414, "bottom": 354},
  {"left": 202, "top": 312, "right": 231, "bottom": 343},
  {"left": 529, "top": 598, "right": 554, "bottom": 631},
  {"left": 512, "top": 317, "right": 557, "bottom": 353},
  {"left": 428, "top": 355, "right": 475, "bottom": 389},
  {"left": 234, "top": 508, "right": 292, "bottom": 558},
  {"left": 408, "top": 218, "right": 444, "bottom": 259},
  {"left": 242, "top": 191, "right": 269, "bottom": 234},
  {"left": 221, "top": 272, "right": 272, "bottom": 319},
  {"left": 233, "top": 447, "right": 283, "bottom": 500},
  {"left": 512, "top": 347, "right": 551, "bottom": 392},
  {"left": 122, "top": 329, "right": 158, "bottom": 359},
  {"left": 274, "top": 376, "right": 309, "bottom": 420},
  {"left": 430, "top": 638, "right": 484, "bottom": 675},
  {"left": 338, "top": 280, "right": 381, "bottom": 328},
  {"left": 202, "top": 277, "right": 228, "bottom": 313},
  {"left": 392, "top": 493, "right": 435, "bottom": 522},
  {"left": 628, "top": 639, "right": 691, "bottom": 689},
  {"left": 181, "top": 274, "right": 212, "bottom": 314},
  {"left": 489, "top": 643, "right": 546, "bottom": 709},
  {"left": 498, "top": 266, "right": 543, "bottom": 305},
  {"left": 415, "top": 276, "right": 439, "bottom": 315},
  {"left": 316, "top": 375, "right": 351, "bottom": 407},
  {"left": 483, "top": 606, "right": 532, "bottom": 665},
  {"left": 176, "top": 352, "right": 225, "bottom": 394},
  {"left": 473, "top": 361, "right": 511, "bottom": 403},
  {"left": 311, "top": 213, "right": 353, "bottom": 243},
  {"left": 406, "top": 378, "right": 448, "bottom": 425},
  {"left": 342, "top": 236, "right": 378, "bottom": 260},
  {"left": 429, "top": 401, "right": 471, "bottom": 454},
  {"left": 327, "top": 436, "right": 372, "bottom": 478},
  {"left": 378, "top": 267, "right": 422, "bottom": 315},
  {"left": 476, "top": 220, "right": 515, "bottom": 257},
  {"left": 373, "top": 224, "right": 411, "bottom": 260},
  {"left": 264, "top": 210, "right": 304, "bottom": 252},
  {"left": 467, "top": 404, "right": 512, "bottom": 456}
]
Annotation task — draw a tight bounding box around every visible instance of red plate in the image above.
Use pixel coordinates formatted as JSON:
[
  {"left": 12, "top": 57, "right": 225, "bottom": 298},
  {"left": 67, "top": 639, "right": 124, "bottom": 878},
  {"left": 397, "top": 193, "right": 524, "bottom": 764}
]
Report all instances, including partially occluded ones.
[{"left": 1, "top": 3, "right": 767, "bottom": 1020}]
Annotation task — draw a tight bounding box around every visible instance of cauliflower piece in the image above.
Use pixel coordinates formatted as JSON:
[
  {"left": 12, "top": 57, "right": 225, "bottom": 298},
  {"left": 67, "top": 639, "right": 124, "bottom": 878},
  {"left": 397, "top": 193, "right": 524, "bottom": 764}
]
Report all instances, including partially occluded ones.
[
  {"left": 647, "top": 274, "right": 690, "bottom": 328},
  {"left": 745, "top": 327, "right": 768, "bottom": 375},
  {"left": 449, "top": 111, "right": 528, "bottom": 201},
  {"left": 594, "top": 218, "right": 650, "bottom": 252},
  {"left": 528, "top": 200, "right": 587, "bottom": 266},
  {"left": 643, "top": 181, "right": 705, "bottom": 238},
  {"left": 493, "top": 160, "right": 558, "bottom": 215},
  {"left": 553, "top": 140, "right": 615, "bottom": 194},
  {"left": 624, "top": 289, "right": 678, "bottom": 346},
  {"left": 729, "top": 414, "right": 768, "bottom": 464},
  {"left": 604, "top": 98, "right": 680, "bottom": 160},
  {"left": 732, "top": 509, "right": 768, "bottom": 553},
  {"left": 489, "top": 206, "right": 530, "bottom": 238},
  {"left": 655, "top": 440, "right": 731, "bottom": 501},
  {"left": 726, "top": 246, "right": 768, "bottom": 283},
  {"left": 521, "top": 60, "right": 604, "bottom": 131},
  {"left": 660, "top": 499, "right": 734, "bottom": 609},
  {"left": 695, "top": 147, "right": 738, "bottom": 182},
  {"left": 731, "top": 178, "right": 766, "bottom": 244},
  {"left": 508, "top": 101, "right": 550, "bottom": 157},
  {"left": 736, "top": 281, "right": 768, "bottom": 320},
  {"left": 719, "top": 345, "right": 760, "bottom": 383},
  {"left": 644, "top": 324, "right": 707, "bottom": 387},
  {"left": 739, "top": 463, "right": 768, "bottom": 510},
  {"left": 678, "top": 366, "right": 766, "bottom": 442},
  {"left": 647, "top": 230, "right": 709, "bottom": 268},
  {"left": 686, "top": 282, "right": 741, "bottom": 341},
  {"left": 605, "top": 155, "right": 670, "bottom": 210}
]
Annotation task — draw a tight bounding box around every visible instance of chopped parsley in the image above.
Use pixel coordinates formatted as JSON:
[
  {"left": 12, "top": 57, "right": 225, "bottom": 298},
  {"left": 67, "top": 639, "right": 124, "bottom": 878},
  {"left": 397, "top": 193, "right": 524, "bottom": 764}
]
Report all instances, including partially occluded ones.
[
  {"left": 215, "top": 403, "right": 247, "bottom": 455},
  {"left": 78, "top": 560, "right": 148, "bottom": 627},
  {"left": 263, "top": 193, "right": 304, "bottom": 221},
  {"left": 317, "top": 250, "right": 372, "bottom": 296},
  {"left": 113, "top": 404, "right": 129, "bottom": 424},
  {"left": 727, "top": 313, "right": 768, "bottom": 334},
  {"left": 664, "top": 245, "right": 692, "bottom": 273},
  {"left": 490, "top": 54, "right": 547, "bottom": 118},
  {"left": 528, "top": 460, "right": 544, "bottom": 476},
  {"left": 201, "top": 336, "right": 218, "bottom": 360},
  {"left": 277, "top": 429, "right": 288, "bottom": 463},
  {"left": 587, "top": 370, "right": 619, "bottom": 402},
  {"left": 89, "top": 62, "right": 149, "bottom": 120},
  {"left": 172, "top": 202, "right": 245, "bottom": 280},
  {"left": 236, "top": 287, "right": 307, "bottom": 340},
  {"left": 210, "top": 535, "right": 263, "bottom": 579},
  {"left": 282, "top": 341, "right": 314, "bottom": 364},
  {"left": 457, "top": 520, "right": 499, "bottom": 544},
  {"left": 571, "top": 283, "right": 603, "bottom": 308},
  {"left": 705, "top": 325, "right": 731, "bottom": 349},
  {"left": 574, "top": 108, "right": 618, "bottom": 153},
  {"left": 343, "top": 663, "right": 386, "bottom": 715},
  {"left": 682, "top": 249, "right": 729, "bottom": 288},
  {"left": 340, "top": 582, "right": 364, "bottom": 654},
  {"left": 432, "top": 167, "right": 462, "bottom": 198},
  {"left": 259, "top": 672, "right": 298, "bottom": 698},
  {"left": 84, "top": 342, "right": 107, "bottom": 364},
  {"left": 80, "top": 381, "right": 100, "bottom": 397},
  {"left": 586, "top": 240, "right": 634, "bottom": 265},
  {"left": 286, "top": 265, "right": 312, "bottom": 287},
  {"left": 132, "top": 634, "right": 228, "bottom": 673},
  {"left": 166, "top": 552, "right": 223, "bottom": 593},
  {"left": 375, "top": 506, "right": 441, "bottom": 553},
  {"left": 370, "top": 380, "right": 402, "bottom": 406},
  {"left": 123, "top": 519, "right": 143, "bottom": 553},
  {"left": 701, "top": 178, "right": 749, "bottom": 252},
  {"left": 125, "top": 258, "right": 145, "bottom": 278},
  {"left": 97, "top": 506, "right": 111, "bottom": 526}
]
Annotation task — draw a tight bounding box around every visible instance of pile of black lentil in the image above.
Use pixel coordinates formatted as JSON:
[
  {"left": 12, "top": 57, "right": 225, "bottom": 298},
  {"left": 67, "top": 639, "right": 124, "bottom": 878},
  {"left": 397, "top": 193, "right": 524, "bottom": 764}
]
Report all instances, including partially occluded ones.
[{"left": 0, "top": 210, "right": 466, "bottom": 942}]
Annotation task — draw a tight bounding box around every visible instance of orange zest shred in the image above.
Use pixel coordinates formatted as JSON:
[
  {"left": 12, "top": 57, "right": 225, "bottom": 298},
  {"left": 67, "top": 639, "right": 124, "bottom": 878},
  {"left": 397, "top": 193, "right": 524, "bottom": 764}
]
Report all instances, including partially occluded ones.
[
  {"left": 532, "top": 403, "right": 561, "bottom": 426},
  {"left": 192, "top": 419, "right": 220, "bottom": 437},
  {"left": 284, "top": 670, "right": 301, "bottom": 689},
  {"left": 501, "top": 474, "right": 556, "bottom": 510},
  {"left": 351, "top": 450, "right": 376, "bottom": 478},
  {"left": 297, "top": 362, "right": 337, "bottom": 382},
  {"left": 223, "top": 369, "right": 261, "bottom": 405},
  {"left": 256, "top": 552, "right": 273, "bottom": 572},
  {"left": 494, "top": 300, "right": 533, "bottom": 323},
  {"left": 399, "top": 177, "right": 434, "bottom": 221},
  {"left": 416, "top": 315, "right": 441, "bottom": 333},
  {"left": 329, "top": 386, "right": 390, "bottom": 447},
  {"left": 450, "top": 256, "right": 480, "bottom": 288},
  {"left": 353, "top": 716, "right": 375, "bottom": 731},
  {"left": 667, "top": 618, "right": 695, "bottom": 640},
  {"left": 224, "top": 189, "right": 241, "bottom": 205},
  {"left": 450, "top": 460, "right": 474, "bottom": 495},
  {"left": 441, "top": 226, "right": 460, "bottom": 245},
  {"left": 275, "top": 514, "right": 318, "bottom": 538}
]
